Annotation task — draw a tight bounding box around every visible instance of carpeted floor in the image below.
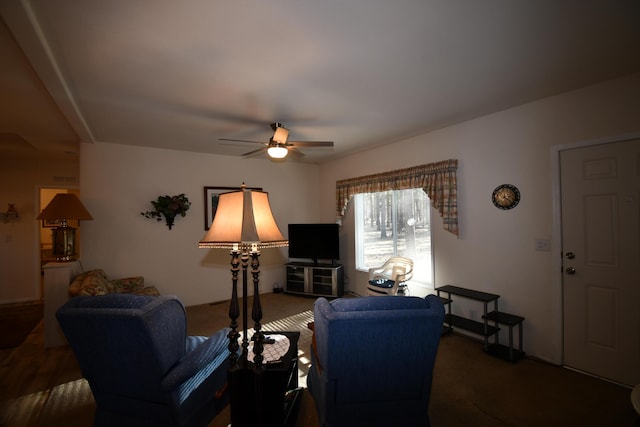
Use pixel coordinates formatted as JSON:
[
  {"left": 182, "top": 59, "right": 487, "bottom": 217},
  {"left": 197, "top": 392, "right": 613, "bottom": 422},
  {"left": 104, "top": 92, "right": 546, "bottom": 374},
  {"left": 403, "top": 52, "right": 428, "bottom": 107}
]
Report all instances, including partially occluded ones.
[
  {"left": 1, "top": 293, "right": 637, "bottom": 426},
  {"left": 0, "top": 300, "right": 43, "bottom": 349},
  {"left": 0, "top": 297, "right": 318, "bottom": 427}
]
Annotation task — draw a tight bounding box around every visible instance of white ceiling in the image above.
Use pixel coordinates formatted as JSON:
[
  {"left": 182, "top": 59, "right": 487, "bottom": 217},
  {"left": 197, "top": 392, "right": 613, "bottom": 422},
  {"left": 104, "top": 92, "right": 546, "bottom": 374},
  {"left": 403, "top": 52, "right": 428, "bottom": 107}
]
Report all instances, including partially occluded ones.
[{"left": 1, "top": 0, "right": 639, "bottom": 163}]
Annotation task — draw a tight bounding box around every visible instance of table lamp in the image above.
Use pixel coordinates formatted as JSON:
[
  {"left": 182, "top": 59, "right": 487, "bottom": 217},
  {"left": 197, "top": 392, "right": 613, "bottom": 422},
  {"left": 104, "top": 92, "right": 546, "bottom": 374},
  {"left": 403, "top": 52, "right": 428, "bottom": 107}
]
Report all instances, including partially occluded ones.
[{"left": 37, "top": 193, "right": 93, "bottom": 261}]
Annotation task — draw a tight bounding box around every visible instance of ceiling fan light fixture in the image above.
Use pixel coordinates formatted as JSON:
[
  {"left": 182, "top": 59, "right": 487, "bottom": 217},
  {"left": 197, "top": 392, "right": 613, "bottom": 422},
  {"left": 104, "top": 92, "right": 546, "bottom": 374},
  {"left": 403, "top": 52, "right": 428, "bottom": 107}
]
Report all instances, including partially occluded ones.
[
  {"left": 267, "top": 144, "right": 288, "bottom": 159},
  {"left": 220, "top": 121, "right": 333, "bottom": 159},
  {"left": 272, "top": 125, "right": 289, "bottom": 144}
]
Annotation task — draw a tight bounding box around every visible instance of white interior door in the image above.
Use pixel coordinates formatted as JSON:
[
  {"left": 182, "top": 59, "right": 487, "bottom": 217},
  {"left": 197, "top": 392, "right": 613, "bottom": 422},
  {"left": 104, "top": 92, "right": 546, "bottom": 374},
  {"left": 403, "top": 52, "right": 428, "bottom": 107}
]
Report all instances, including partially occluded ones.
[{"left": 561, "top": 138, "right": 640, "bottom": 386}]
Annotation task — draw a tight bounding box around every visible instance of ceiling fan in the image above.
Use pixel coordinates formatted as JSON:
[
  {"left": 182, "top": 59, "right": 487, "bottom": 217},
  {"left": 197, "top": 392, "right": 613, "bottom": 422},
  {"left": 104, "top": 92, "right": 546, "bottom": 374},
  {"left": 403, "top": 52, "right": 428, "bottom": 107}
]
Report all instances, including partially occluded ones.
[{"left": 219, "top": 122, "right": 334, "bottom": 159}]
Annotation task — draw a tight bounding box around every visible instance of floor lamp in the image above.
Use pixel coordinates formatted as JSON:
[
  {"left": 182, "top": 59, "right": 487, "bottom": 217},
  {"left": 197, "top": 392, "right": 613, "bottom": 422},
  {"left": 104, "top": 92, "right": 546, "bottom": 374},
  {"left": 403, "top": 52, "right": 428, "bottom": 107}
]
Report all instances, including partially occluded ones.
[{"left": 198, "top": 185, "right": 288, "bottom": 425}]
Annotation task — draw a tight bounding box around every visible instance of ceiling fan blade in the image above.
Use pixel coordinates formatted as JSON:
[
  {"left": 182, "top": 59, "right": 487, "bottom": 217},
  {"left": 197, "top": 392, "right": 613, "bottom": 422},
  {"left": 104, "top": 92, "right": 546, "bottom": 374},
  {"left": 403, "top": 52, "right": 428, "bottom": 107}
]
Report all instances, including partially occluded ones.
[
  {"left": 242, "top": 147, "right": 268, "bottom": 158},
  {"left": 288, "top": 147, "right": 306, "bottom": 158},
  {"left": 221, "top": 121, "right": 333, "bottom": 160},
  {"left": 219, "top": 138, "right": 266, "bottom": 145},
  {"left": 287, "top": 141, "right": 334, "bottom": 148}
]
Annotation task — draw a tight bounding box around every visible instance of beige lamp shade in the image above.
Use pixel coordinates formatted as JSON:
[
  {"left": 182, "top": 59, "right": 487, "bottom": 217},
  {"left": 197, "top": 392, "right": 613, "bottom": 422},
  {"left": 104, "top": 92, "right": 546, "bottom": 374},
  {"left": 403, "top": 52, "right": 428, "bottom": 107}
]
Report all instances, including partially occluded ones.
[
  {"left": 199, "top": 187, "right": 287, "bottom": 249},
  {"left": 37, "top": 193, "right": 93, "bottom": 221},
  {"left": 37, "top": 193, "right": 92, "bottom": 261}
]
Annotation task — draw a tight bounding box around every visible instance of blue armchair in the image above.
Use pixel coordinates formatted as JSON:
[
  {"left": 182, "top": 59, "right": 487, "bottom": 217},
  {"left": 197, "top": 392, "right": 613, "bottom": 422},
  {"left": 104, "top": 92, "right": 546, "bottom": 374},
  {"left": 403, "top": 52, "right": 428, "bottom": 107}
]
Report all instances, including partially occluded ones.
[
  {"left": 56, "top": 294, "right": 231, "bottom": 427},
  {"left": 307, "top": 295, "right": 445, "bottom": 427}
]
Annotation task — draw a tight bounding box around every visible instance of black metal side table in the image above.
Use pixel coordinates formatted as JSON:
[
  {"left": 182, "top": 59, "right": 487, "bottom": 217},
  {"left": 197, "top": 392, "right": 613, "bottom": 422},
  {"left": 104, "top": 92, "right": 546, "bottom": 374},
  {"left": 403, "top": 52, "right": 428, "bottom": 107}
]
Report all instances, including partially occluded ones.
[
  {"left": 483, "top": 311, "right": 525, "bottom": 362},
  {"left": 229, "top": 330, "right": 301, "bottom": 427}
]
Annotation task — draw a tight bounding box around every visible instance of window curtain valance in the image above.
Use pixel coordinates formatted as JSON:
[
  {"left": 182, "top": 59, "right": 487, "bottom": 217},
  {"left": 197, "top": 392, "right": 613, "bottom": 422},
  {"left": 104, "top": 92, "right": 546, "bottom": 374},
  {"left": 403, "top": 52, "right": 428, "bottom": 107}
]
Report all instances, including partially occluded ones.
[{"left": 335, "top": 159, "right": 459, "bottom": 236}]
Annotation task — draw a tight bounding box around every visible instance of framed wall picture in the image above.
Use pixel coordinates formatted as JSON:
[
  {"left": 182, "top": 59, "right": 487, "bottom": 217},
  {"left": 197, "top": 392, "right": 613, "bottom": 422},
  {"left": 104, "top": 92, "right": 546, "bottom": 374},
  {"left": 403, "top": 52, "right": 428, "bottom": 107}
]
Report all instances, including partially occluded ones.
[{"left": 203, "top": 186, "right": 262, "bottom": 230}]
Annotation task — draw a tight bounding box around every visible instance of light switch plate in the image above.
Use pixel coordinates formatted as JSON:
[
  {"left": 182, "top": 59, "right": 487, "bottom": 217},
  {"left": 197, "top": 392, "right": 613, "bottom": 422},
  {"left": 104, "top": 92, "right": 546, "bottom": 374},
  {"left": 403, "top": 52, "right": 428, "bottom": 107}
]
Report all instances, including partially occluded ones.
[{"left": 534, "top": 238, "right": 551, "bottom": 252}]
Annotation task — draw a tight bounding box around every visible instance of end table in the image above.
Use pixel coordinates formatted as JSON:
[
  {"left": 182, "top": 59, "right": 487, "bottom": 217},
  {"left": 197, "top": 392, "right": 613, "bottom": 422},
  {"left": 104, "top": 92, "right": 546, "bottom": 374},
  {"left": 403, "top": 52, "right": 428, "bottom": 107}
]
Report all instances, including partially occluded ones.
[{"left": 229, "top": 330, "right": 302, "bottom": 427}]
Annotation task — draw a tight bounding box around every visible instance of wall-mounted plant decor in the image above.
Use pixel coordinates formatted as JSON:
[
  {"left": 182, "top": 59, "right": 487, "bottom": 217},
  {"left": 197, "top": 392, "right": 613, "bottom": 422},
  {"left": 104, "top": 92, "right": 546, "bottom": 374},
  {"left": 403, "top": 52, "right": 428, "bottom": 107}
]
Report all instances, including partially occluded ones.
[{"left": 141, "top": 194, "right": 191, "bottom": 230}]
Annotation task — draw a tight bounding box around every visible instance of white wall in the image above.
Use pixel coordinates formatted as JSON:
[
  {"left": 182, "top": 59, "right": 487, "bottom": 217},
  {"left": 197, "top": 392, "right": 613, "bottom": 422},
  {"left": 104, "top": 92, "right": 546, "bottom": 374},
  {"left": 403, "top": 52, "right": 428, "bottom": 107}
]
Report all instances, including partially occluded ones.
[
  {"left": 79, "top": 143, "right": 322, "bottom": 306},
  {"left": 4, "top": 73, "right": 638, "bottom": 364},
  {"left": 0, "top": 156, "right": 79, "bottom": 303},
  {"left": 319, "top": 73, "right": 640, "bottom": 364}
]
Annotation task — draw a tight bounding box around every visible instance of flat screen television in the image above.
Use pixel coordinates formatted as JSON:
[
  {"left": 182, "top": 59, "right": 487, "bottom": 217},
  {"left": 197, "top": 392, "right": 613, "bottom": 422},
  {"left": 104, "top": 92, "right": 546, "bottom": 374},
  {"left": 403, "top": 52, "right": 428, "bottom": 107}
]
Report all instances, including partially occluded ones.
[{"left": 288, "top": 223, "right": 340, "bottom": 265}]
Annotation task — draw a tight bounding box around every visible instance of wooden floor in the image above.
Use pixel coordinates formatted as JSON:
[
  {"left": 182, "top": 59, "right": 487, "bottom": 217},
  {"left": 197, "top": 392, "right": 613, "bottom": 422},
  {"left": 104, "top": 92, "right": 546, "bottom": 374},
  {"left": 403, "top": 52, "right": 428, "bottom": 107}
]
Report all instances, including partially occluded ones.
[{"left": 0, "top": 321, "right": 86, "bottom": 426}]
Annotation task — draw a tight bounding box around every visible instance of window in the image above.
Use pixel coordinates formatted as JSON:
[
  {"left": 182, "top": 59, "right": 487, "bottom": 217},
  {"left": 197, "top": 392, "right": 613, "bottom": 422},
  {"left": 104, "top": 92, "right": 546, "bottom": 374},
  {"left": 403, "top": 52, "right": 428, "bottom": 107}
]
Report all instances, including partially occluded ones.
[{"left": 355, "top": 188, "right": 433, "bottom": 288}]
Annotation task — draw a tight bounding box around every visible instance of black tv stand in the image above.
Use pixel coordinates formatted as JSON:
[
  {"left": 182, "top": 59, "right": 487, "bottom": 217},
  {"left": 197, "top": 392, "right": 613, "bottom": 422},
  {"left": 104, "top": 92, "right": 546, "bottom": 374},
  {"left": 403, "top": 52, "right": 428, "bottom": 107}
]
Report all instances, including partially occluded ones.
[
  {"left": 285, "top": 262, "right": 344, "bottom": 297},
  {"left": 308, "top": 258, "right": 338, "bottom": 267}
]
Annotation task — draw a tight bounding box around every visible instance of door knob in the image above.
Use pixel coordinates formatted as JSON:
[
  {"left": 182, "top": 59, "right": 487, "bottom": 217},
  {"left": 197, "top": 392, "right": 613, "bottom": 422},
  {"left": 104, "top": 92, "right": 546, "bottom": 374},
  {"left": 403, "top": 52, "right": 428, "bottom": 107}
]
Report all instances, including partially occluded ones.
[
  {"left": 565, "top": 267, "right": 576, "bottom": 275},
  {"left": 565, "top": 252, "right": 575, "bottom": 259}
]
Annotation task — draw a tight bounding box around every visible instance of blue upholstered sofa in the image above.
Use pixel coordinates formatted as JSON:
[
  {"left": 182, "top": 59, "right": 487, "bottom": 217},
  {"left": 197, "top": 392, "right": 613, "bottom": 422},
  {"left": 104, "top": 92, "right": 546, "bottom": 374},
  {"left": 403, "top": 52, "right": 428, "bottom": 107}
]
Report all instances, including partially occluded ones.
[
  {"left": 307, "top": 294, "right": 445, "bottom": 427},
  {"left": 56, "top": 294, "right": 231, "bottom": 427}
]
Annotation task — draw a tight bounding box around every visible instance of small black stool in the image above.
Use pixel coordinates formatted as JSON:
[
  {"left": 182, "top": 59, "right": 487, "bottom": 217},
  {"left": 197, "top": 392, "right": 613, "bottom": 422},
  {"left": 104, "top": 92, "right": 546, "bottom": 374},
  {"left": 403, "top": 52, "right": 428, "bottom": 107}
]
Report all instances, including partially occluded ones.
[{"left": 483, "top": 311, "right": 525, "bottom": 362}]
